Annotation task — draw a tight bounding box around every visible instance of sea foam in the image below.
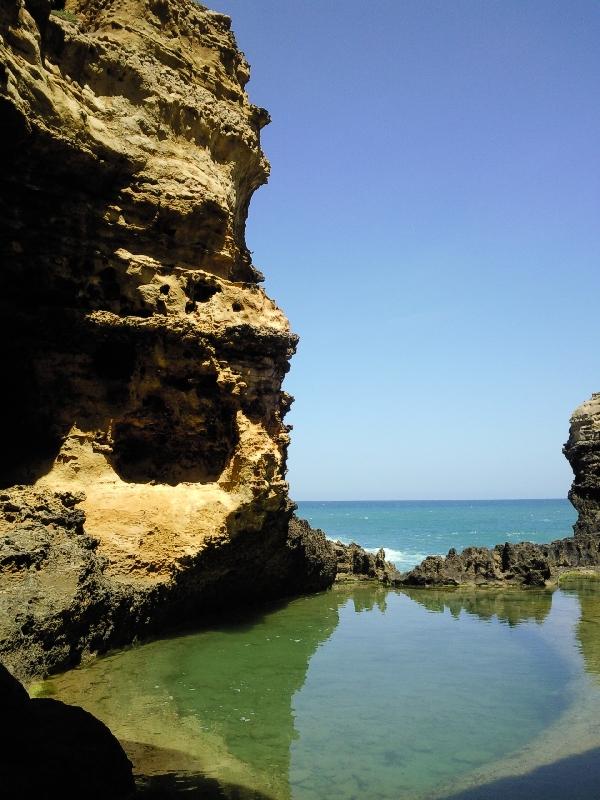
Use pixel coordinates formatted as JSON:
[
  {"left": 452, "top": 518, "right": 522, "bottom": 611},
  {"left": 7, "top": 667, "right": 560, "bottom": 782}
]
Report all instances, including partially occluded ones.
[{"left": 366, "top": 547, "right": 428, "bottom": 568}]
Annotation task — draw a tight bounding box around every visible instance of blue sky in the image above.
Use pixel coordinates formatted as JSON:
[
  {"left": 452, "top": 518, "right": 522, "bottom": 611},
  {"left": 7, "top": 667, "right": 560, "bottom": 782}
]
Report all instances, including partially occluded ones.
[{"left": 207, "top": 0, "right": 600, "bottom": 500}]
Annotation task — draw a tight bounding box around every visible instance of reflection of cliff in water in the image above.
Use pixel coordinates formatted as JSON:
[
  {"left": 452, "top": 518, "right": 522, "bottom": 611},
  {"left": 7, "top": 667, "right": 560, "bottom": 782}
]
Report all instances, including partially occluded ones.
[
  {"left": 346, "top": 583, "right": 391, "bottom": 614},
  {"left": 401, "top": 586, "right": 553, "bottom": 626},
  {"left": 44, "top": 582, "right": 600, "bottom": 800},
  {"left": 41, "top": 591, "right": 355, "bottom": 799},
  {"left": 166, "top": 599, "right": 342, "bottom": 787},
  {"left": 560, "top": 578, "right": 600, "bottom": 680},
  {"left": 401, "top": 581, "right": 600, "bottom": 679}
]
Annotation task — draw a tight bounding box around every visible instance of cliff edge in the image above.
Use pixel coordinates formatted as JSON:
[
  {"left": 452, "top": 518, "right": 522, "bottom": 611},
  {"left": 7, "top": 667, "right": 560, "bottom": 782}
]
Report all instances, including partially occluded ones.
[
  {"left": 0, "top": 0, "right": 335, "bottom": 679},
  {"left": 564, "top": 393, "right": 600, "bottom": 538}
]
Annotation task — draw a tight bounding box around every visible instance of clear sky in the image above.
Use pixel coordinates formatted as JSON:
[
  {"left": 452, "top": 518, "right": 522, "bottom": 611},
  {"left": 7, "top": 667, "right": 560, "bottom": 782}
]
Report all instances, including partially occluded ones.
[{"left": 206, "top": 0, "right": 600, "bottom": 501}]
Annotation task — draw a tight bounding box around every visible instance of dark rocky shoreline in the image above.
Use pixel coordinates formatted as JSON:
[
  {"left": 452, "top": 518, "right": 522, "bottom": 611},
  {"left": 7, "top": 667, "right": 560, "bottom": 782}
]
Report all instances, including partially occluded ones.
[
  {"left": 333, "top": 530, "right": 600, "bottom": 590},
  {"left": 0, "top": 482, "right": 395, "bottom": 683},
  {"left": 398, "top": 534, "right": 600, "bottom": 588}
]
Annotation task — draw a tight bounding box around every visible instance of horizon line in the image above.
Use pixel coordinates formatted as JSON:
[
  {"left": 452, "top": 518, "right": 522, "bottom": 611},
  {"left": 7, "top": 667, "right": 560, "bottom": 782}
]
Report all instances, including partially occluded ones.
[{"left": 293, "top": 497, "right": 570, "bottom": 503}]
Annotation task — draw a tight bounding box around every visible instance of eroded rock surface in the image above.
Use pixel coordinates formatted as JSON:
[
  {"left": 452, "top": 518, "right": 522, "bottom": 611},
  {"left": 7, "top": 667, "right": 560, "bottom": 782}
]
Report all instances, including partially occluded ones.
[
  {"left": 400, "top": 537, "right": 600, "bottom": 588},
  {"left": 333, "top": 540, "right": 400, "bottom": 584},
  {"left": 564, "top": 393, "right": 600, "bottom": 538},
  {"left": 0, "top": 488, "right": 340, "bottom": 679},
  {"left": 0, "top": 0, "right": 336, "bottom": 679}
]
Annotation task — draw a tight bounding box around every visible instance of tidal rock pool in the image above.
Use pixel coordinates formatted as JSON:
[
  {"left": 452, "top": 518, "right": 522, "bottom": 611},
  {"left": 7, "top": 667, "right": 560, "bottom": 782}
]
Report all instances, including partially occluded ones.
[{"left": 37, "top": 580, "right": 600, "bottom": 799}]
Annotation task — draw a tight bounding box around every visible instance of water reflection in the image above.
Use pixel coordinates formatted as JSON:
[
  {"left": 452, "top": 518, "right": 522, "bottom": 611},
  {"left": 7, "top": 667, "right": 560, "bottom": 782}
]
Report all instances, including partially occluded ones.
[
  {"left": 401, "top": 586, "right": 553, "bottom": 626},
  {"left": 40, "top": 594, "right": 352, "bottom": 800},
  {"left": 559, "top": 578, "right": 600, "bottom": 679},
  {"left": 39, "top": 581, "right": 600, "bottom": 800},
  {"left": 350, "top": 584, "right": 389, "bottom": 614}
]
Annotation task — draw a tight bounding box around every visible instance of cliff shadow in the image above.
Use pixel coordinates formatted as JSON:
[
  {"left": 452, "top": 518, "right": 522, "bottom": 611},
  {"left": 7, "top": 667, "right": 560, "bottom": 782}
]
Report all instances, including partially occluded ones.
[{"left": 0, "top": 113, "right": 136, "bottom": 486}]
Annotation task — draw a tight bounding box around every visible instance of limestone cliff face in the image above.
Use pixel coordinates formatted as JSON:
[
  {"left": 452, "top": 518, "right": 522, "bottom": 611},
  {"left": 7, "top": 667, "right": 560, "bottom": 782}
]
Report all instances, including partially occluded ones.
[
  {"left": 0, "top": 0, "right": 335, "bottom": 678},
  {"left": 564, "top": 394, "right": 600, "bottom": 538}
]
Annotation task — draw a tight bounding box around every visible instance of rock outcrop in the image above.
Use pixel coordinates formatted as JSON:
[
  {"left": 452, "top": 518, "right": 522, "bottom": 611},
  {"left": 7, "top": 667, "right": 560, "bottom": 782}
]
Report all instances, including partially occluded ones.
[
  {"left": 333, "top": 540, "right": 400, "bottom": 583},
  {"left": 400, "top": 394, "right": 600, "bottom": 588},
  {"left": 0, "top": 661, "right": 135, "bottom": 798},
  {"left": 399, "top": 537, "right": 600, "bottom": 588},
  {"left": 564, "top": 393, "right": 600, "bottom": 538},
  {"left": 0, "top": 0, "right": 336, "bottom": 679},
  {"left": 0, "top": 491, "right": 339, "bottom": 680}
]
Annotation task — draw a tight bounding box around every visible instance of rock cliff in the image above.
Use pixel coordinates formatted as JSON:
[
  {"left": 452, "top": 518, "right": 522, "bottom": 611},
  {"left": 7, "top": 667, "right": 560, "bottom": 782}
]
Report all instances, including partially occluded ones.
[
  {"left": 0, "top": 0, "right": 335, "bottom": 679},
  {"left": 3, "top": 0, "right": 600, "bottom": 680},
  {"left": 564, "top": 393, "right": 600, "bottom": 538}
]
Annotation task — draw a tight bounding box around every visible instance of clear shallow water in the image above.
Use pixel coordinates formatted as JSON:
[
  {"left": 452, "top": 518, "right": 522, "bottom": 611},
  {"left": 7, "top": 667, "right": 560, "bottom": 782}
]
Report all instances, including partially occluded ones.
[
  {"left": 38, "top": 579, "right": 600, "bottom": 800},
  {"left": 296, "top": 499, "right": 576, "bottom": 571}
]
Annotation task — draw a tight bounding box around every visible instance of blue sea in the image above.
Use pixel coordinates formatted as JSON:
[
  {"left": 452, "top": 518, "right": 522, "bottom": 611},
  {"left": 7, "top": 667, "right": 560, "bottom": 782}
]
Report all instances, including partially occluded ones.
[{"left": 296, "top": 499, "right": 576, "bottom": 571}]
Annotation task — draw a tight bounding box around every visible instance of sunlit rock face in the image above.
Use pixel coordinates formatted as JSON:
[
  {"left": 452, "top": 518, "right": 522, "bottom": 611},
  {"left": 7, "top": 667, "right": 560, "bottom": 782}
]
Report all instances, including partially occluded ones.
[
  {"left": 564, "top": 394, "right": 600, "bottom": 538},
  {"left": 0, "top": 0, "right": 335, "bottom": 678}
]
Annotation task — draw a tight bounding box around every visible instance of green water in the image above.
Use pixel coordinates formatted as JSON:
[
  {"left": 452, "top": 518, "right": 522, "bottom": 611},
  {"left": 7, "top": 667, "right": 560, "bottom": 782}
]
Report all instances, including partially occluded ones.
[{"left": 39, "top": 580, "right": 600, "bottom": 800}]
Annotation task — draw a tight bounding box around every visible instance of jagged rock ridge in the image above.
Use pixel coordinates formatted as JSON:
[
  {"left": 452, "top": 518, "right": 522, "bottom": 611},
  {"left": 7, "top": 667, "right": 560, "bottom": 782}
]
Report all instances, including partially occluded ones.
[{"left": 400, "top": 537, "right": 600, "bottom": 588}]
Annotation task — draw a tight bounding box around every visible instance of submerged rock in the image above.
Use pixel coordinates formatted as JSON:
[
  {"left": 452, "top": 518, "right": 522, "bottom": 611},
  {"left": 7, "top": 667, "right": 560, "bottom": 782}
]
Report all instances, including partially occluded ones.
[{"left": 0, "top": 661, "right": 135, "bottom": 799}]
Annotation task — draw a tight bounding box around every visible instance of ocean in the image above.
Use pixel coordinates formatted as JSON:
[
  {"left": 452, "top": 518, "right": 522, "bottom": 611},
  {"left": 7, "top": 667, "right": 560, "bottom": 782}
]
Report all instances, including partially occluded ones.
[{"left": 295, "top": 498, "right": 576, "bottom": 571}]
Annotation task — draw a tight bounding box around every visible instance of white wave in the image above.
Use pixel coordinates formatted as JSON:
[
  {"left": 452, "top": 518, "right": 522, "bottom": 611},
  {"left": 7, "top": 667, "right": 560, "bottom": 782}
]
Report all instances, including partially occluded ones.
[
  {"left": 382, "top": 547, "right": 405, "bottom": 563},
  {"left": 365, "top": 547, "right": 430, "bottom": 566},
  {"left": 399, "top": 552, "right": 434, "bottom": 567},
  {"left": 327, "top": 542, "right": 435, "bottom": 569}
]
